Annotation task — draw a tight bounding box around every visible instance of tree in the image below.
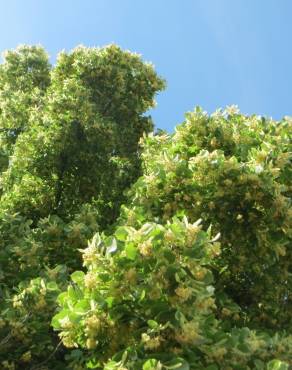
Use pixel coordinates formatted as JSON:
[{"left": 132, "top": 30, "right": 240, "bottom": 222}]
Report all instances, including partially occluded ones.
[
  {"left": 1, "top": 43, "right": 291, "bottom": 369},
  {"left": 54, "top": 107, "right": 291, "bottom": 369},
  {"left": 0, "top": 44, "right": 164, "bottom": 369},
  {"left": 0, "top": 44, "right": 165, "bottom": 222},
  {"left": 0, "top": 45, "right": 50, "bottom": 175}
]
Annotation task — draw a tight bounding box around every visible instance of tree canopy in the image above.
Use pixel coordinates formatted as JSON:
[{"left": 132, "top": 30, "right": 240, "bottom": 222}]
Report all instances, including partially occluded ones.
[
  {"left": 0, "top": 44, "right": 165, "bottom": 369},
  {"left": 54, "top": 107, "right": 291, "bottom": 369},
  {"left": 0, "top": 45, "right": 291, "bottom": 370}
]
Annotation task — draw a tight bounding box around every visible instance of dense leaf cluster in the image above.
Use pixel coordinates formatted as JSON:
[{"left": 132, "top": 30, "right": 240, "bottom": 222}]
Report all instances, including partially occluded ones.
[
  {"left": 0, "top": 44, "right": 164, "bottom": 369},
  {"left": 54, "top": 107, "right": 291, "bottom": 369}
]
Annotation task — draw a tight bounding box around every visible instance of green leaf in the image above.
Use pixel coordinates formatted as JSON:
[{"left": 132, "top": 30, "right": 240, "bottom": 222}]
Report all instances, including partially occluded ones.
[
  {"left": 175, "top": 310, "right": 186, "bottom": 324},
  {"left": 147, "top": 319, "right": 159, "bottom": 329},
  {"left": 57, "top": 291, "right": 68, "bottom": 305},
  {"left": 71, "top": 270, "right": 85, "bottom": 285},
  {"left": 267, "top": 360, "right": 289, "bottom": 370},
  {"left": 143, "top": 359, "right": 159, "bottom": 370},
  {"left": 51, "top": 309, "right": 70, "bottom": 329},
  {"left": 68, "top": 285, "right": 78, "bottom": 301},
  {"left": 139, "top": 289, "right": 146, "bottom": 301},
  {"left": 164, "top": 358, "right": 190, "bottom": 370},
  {"left": 86, "top": 358, "right": 101, "bottom": 369},
  {"left": 125, "top": 243, "right": 137, "bottom": 260},
  {"left": 254, "top": 359, "right": 265, "bottom": 370},
  {"left": 104, "top": 361, "right": 120, "bottom": 370},
  {"left": 115, "top": 226, "right": 129, "bottom": 241},
  {"left": 106, "top": 296, "right": 115, "bottom": 308},
  {"left": 73, "top": 299, "right": 90, "bottom": 315},
  {"left": 203, "top": 271, "right": 214, "bottom": 284},
  {"left": 46, "top": 281, "right": 59, "bottom": 291},
  {"left": 237, "top": 343, "right": 250, "bottom": 353}
]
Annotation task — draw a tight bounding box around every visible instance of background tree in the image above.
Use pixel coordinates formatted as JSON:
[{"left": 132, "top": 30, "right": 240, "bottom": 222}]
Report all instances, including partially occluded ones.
[
  {"left": 0, "top": 45, "right": 50, "bottom": 175},
  {"left": 0, "top": 44, "right": 165, "bottom": 222},
  {"left": 0, "top": 44, "right": 164, "bottom": 369}
]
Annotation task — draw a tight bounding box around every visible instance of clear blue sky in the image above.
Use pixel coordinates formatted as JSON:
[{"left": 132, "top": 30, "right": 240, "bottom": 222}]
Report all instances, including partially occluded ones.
[{"left": 1, "top": 0, "right": 291, "bottom": 131}]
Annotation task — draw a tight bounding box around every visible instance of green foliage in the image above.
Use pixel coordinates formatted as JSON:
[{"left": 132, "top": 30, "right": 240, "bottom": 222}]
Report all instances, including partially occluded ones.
[
  {"left": 125, "top": 106, "right": 292, "bottom": 330},
  {"left": 0, "top": 45, "right": 50, "bottom": 155},
  {"left": 53, "top": 218, "right": 221, "bottom": 368},
  {"left": 54, "top": 107, "right": 291, "bottom": 368},
  {"left": 0, "top": 44, "right": 164, "bottom": 369},
  {"left": 1, "top": 266, "right": 68, "bottom": 369},
  {"left": 0, "top": 43, "right": 291, "bottom": 369},
  {"left": 0, "top": 44, "right": 165, "bottom": 221}
]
